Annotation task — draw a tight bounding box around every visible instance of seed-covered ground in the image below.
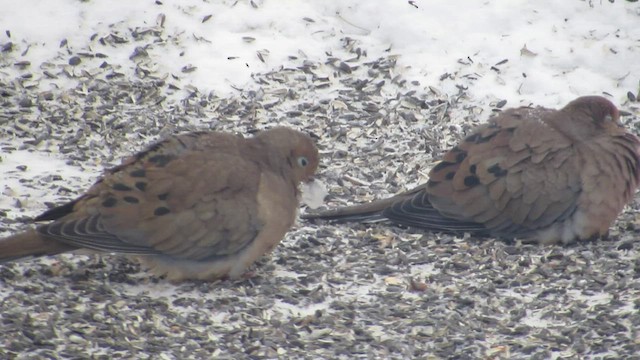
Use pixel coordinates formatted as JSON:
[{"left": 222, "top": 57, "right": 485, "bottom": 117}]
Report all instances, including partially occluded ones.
[{"left": 1, "top": 1, "right": 640, "bottom": 359}]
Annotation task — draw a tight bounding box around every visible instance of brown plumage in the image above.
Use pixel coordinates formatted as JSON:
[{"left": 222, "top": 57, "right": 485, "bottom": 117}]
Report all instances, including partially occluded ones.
[
  {"left": 0, "top": 127, "right": 319, "bottom": 281},
  {"left": 303, "top": 96, "right": 640, "bottom": 244}
]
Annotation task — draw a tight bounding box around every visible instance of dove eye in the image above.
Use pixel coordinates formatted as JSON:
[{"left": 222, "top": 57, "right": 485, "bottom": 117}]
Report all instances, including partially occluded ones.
[
  {"left": 297, "top": 156, "right": 309, "bottom": 167},
  {"left": 602, "top": 114, "right": 623, "bottom": 127}
]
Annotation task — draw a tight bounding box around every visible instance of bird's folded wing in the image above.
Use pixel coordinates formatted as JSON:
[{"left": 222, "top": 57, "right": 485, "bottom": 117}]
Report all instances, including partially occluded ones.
[
  {"left": 385, "top": 107, "right": 583, "bottom": 237},
  {"left": 38, "top": 133, "right": 264, "bottom": 261}
]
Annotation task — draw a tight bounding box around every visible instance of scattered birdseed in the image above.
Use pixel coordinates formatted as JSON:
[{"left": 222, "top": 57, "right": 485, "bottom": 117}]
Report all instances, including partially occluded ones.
[{"left": 1, "top": 6, "right": 640, "bottom": 360}]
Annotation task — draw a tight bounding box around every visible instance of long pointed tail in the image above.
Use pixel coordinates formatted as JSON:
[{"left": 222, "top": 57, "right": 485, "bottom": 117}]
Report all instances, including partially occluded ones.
[
  {"left": 301, "top": 196, "right": 399, "bottom": 223},
  {"left": 0, "top": 229, "right": 76, "bottom": 263}
]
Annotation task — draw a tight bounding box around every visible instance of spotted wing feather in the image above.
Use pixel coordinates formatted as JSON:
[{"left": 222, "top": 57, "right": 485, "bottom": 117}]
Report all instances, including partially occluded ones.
[
  {"left": 37, "top": 132, "right": 264, "bottom": 261},
  {"left": 383, "top": 107, "right": 583, "bottom": 238}
]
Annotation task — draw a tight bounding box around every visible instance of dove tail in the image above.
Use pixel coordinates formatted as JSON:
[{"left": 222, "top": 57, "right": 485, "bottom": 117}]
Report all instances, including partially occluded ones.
[
  {"left": 301, "top": 197, "right": 398, "bottom": 223},
  {"left": 0, "top": 229, "right": 76, "bottom": 263}
]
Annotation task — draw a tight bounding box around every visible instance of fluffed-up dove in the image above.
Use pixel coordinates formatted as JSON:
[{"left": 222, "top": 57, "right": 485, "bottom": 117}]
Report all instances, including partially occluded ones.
[
  {"left": 304, "top": 96, "right": 640, "bottom": 244},
  {"left": 0, "top": 127, "right": 319, "bottom": 281}
]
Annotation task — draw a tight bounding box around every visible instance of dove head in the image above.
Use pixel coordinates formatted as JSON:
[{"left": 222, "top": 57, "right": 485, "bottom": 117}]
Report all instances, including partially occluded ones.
[
  {"left": 257, "top": 127, "right": 319, "bottom": 183},
  {"left": 555, "top": 96, "right": 623, "bottom": 141}
]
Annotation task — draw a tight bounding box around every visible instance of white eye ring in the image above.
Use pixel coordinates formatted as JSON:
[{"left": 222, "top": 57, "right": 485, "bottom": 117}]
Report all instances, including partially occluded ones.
[{"left": 297, "top": 156, "right": 309, "bottom": 167}]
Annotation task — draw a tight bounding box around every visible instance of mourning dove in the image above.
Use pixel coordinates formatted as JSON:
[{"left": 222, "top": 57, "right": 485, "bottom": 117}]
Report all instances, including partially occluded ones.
[
  {"left": 304, "top": 96, "right": 640, "bottom": 244},
  {"left": 0, "top": 127, "right": 319, "bottom": 281}
]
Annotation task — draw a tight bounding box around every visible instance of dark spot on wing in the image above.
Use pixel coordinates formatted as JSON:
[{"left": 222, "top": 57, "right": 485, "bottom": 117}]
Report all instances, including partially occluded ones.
[
  {"left": 123, "top": 196, "right": 139, "bottom": 204},
  {"left": 158, "top": 193, "right": 169, "bottom": 201},
  {"left": 102, "top": 198, "right": 118, "bottom": 208},
  {"left": 148, "top": 155, "right": 174, "bottom": 167},
  {"left": 154, "top": 207, "right": 171, "bottom": 216},
  {"left": 455, "top": 151, "right": 467, "bottom": 163},
  {"left": 469, "top": 164, "right": 477, "bottom": 174},
  {"left": 130, "top": 169, "right": 146, "bottom": 177},
  {"left": 135, "top": 182, "right": 147, "bottom": 191},
  {"left": 445, "top": 172, "right": 456, "bottom": 180},
  {"left": 112, "top": 183, "right": 132, "bottom": 191},
  {"left": 464, "top": 175, "right": 480, "bottom": 187},
  {"left": 488, "top": 163, "right": 508, "bottom": 177}
]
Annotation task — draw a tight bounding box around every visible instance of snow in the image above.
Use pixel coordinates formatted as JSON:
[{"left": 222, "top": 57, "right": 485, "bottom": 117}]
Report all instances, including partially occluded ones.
[
  {"left": 2, "top": 0, "right": 638, "bottom": 105},
  {"left": 1, "top": 0, "right": 639, "bottom": 355},
  {"left": 0, "top": 150, "right": 90, "bottom": 216}
]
